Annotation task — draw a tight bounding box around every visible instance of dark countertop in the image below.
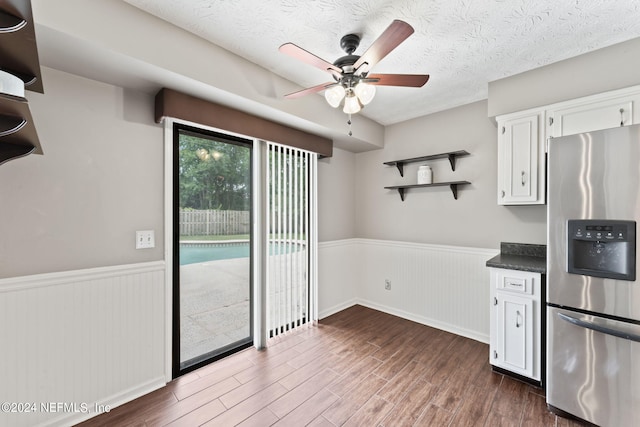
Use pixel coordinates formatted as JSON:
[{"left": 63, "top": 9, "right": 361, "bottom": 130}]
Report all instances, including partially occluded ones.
[{"left": 486, "top": 242, "right": 547, "bottom": 273}]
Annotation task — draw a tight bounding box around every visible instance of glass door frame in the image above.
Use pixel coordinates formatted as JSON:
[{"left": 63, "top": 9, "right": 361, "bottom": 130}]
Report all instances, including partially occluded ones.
[{"left": 172, "top": 122, "right": 254, "bottom": 378}]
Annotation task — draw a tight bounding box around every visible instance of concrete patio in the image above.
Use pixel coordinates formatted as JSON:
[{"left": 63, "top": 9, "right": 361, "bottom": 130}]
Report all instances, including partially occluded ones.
[
  {"left": 179, "top": 248, "right": 308, "bottom": 364},
  {"left": 179, "top": 257, "right": 250, "bottom": 363}
]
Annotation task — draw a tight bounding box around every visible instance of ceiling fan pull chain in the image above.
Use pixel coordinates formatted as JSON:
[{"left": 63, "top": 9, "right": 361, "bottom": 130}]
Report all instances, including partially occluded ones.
[{"left": 347, "top": 114, "right": 353, "bottom": 136}]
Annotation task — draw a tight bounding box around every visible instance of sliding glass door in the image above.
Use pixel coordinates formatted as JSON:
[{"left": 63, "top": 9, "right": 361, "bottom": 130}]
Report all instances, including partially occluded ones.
[{"left": 173, "top": 124, "right": 253, "bottom": 375}]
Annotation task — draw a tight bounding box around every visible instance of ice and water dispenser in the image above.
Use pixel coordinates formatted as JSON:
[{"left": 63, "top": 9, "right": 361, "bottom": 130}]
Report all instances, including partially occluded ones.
[{"left": 567, "top": 219, "right": 636, "bottom": 281}]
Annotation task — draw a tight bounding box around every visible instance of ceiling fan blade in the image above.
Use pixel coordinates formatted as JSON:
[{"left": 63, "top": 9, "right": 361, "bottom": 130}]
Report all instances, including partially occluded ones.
[
  {"left": 354, "top": 20, "right": 414, "bottom": 74},
  {"left": 284, "top": 82, "right": 337, "bottom": 99},
  {"left": 366, "top": 73, "right": 430, "bottom": 87},
  {"left": 279, "top": 43, "right": 343, "bottom": 76}
]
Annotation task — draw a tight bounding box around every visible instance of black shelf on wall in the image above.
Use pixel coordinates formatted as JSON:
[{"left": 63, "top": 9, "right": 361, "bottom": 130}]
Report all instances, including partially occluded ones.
[
  {"left": 385, "top": 181, "right": 471, "bottom": 201},
  {"left": 0, "top": 0, "right": 44, "bottom": 165},
  {"left": 383, "top": 150, "right": 471, "bottom": 201},
  {"left": 383, "top": 150, "right": 469, "bottom": 176}
]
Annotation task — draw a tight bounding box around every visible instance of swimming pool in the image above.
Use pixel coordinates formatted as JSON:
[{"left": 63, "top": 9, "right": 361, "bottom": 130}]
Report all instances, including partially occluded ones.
[{"left": 179, "top": 241, "right": 303, "bottom": 265}]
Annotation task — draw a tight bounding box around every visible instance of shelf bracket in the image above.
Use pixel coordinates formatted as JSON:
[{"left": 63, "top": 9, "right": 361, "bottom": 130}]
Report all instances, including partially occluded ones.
[
  {"left": 449, "top": 184, "right": 458, "bottom": 200},
  {"left": 395, "top": 162, "right": 404, "bottom": 177},
  {"left": 396, "top": 188, "right": 406, "bottom": 201},
  {"left": 448, "top": 153, "right": 456, "bottom": 171}
]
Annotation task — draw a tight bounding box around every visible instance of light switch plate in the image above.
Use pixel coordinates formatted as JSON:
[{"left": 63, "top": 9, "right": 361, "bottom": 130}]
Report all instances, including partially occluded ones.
[{"left": 136, "top": 230, "right": 155, "bottom": 249}]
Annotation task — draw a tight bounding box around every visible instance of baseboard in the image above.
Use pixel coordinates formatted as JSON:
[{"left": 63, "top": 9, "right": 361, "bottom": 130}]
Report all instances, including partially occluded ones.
[
  {"left": 357, "top": 298, "right": 490, "bottom": 344},
  {"left": 45, "top": 376, "right": 167, "bottom": 427},
  {"left": 318, "top": 298, "right": 358, "bottom": 320}
]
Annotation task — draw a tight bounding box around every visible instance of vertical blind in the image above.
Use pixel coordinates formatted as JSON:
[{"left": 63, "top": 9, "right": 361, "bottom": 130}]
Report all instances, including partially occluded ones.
[{"left": 266, "top": 141, "right": 318, "bottom": 339}]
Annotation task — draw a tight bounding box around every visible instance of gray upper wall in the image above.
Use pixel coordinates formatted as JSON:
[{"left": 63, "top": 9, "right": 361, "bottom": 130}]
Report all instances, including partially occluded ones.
[
  {"left": 355, "top": 100, "right": 546, "bottom": 249},
  {"left": 488, "top": 37, "right": 640, "bottom": 117},
  {"left": 0, "top": 67, "right": 164, "bottom": 278}
]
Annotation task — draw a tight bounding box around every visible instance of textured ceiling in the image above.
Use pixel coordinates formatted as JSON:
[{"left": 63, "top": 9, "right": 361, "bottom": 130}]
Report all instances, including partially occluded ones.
[{"left": 123, "top": 0, "right": 640, "bottom": 126}]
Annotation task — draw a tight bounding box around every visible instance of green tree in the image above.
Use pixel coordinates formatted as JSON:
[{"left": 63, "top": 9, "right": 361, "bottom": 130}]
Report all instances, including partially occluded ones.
[{"left": 178, "top": 134, "right": 250, "bottom": 210}]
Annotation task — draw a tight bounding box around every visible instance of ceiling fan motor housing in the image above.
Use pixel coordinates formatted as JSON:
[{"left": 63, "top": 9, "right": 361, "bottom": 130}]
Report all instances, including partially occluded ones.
[
  {"left": 333, "top": 34, "right": 363, "bottom": 80},
  {"left": 340, "top": 33, "right": 360, "bottom": 54}
]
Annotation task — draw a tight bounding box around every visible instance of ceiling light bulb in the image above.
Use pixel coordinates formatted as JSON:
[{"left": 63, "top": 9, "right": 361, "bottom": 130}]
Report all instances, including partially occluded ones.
[
  {"left": 324, "top": 85, "right": 345, "bottom": 108},
  {"left": 354, "top": 82, "right": 376, "bottom": 105},
  {"left": 343, "top": 93, "right": 361, "bottom": 114}
]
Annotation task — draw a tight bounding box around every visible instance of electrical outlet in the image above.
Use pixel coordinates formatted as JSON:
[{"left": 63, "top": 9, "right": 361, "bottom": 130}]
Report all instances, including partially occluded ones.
[
  {"left": 136, "top": 230, "right": 155, "bottom": 249},
  {"left": 384, "top": 279, "right": 391, "bottom": 290}
]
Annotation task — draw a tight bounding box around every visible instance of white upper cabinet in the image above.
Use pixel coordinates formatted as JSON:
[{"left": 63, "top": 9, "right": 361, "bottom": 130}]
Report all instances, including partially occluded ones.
[
  {"left": 547, "top": 87, "right": 640, "bottom": 138},
  {"left": 496, "top": 84, "right": 640, "bottom": 206},
  {"left": 497, "top": 109, "right": 545, "bottom": 205}
]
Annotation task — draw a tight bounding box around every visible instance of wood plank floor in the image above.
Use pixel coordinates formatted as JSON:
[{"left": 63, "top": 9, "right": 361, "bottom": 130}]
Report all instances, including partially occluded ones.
[{"left": 76, "top": 305, "right": 586, "bottom": 426}]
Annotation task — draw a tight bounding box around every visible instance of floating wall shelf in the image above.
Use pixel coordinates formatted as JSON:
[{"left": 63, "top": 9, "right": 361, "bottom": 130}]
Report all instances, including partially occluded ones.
[
  {"left": 383, "top": 150, "right": 469, "bottom": 176},
  {"left": 0, "top": 93, "right": 41, "bottom": 165},
  {"left": 0, "top": 0, "right": 43, "bottom": 165},
  {"left": 385, "top": 181, "right": 471, "bottom": 201},
  {"left": 0, "top": 0, "right": 43, "bottom": 93}
]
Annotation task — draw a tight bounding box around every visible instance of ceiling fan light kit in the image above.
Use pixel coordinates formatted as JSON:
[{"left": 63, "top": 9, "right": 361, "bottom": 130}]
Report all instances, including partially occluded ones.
[
  {"left": 354, "top": 81, "right": 376, "bottom": 105},
  {"left": 343, "top": 90, "right": 361, "bottom": 114},
  {"left": 280, "top": 19, "right": 430, "bottom": 135},
  {"left": 324, "top": 84, "right": 345, "bottom": 108}
]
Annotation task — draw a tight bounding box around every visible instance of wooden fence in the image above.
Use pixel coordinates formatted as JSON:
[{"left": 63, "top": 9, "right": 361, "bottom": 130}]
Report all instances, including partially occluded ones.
[{"left": 179, "top": 209, "right": 250, "bottom": 236}]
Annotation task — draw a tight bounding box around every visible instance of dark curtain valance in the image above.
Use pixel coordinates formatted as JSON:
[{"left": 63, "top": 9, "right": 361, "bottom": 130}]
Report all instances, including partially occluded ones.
[{"left": 155, "top": 88, "right": 332, "bottom": 157}]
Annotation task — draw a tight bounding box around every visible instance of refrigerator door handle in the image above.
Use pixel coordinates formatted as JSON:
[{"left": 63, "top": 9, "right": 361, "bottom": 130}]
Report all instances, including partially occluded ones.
[{"left": 557, "top": 312, "right": 640, "bottom": 343}]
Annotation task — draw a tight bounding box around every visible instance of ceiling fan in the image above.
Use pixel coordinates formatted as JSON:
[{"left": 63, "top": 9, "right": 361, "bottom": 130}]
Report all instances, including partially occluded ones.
[{"left": 279, "top": 20, "right": 429, "bottom": 116}]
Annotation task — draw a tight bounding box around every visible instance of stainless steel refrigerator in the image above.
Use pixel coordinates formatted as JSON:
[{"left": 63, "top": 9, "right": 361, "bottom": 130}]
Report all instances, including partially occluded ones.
[{"left": 547, "top": 124, "right": 640, "bottom": 426}]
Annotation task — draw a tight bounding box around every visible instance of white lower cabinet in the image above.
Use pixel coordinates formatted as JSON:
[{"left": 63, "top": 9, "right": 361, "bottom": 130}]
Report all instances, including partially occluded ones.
[{"left": 489, "top": 268, "right": 542, "bottom": 383}]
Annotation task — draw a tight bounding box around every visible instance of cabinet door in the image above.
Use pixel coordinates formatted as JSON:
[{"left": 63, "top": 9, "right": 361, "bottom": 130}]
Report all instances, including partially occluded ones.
[
  {"left": 547, "top": 93, "right": 638, "bottom": 138},
  {"left": 497, "top": 112, "right": 544, "bottom": 205},
  {"left": 493, "top": 293, "right": 534, "bottom": 378}
]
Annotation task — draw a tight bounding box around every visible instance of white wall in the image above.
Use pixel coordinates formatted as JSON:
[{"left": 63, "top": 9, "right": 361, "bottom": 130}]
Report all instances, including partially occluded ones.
[
  {"left": 317, "top": 101, "right": 538, "bottom": 343},
  {"left": 354, "top": 100, "right": 546, "bottom": 249},
  {"left": 0, "top": 67, "right": 164, "bottom": 279},
  {"left": 0, "top": 263, "right": 166, "bottom": 427},
  {"left": 317, "top": 148, "right": 357, "bottom": 241},
  {"left": 0, "top": 68, "right": 168, "bottom": 426}
]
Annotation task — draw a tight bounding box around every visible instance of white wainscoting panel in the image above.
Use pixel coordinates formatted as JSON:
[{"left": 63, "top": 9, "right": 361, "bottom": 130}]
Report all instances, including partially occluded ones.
[
  {"left": 0, "top": 262, "right": 167, "bottom": 427},
  {"left": 318, "top": 239, "right": 497, "bottom": 343},
  {"left": 318, "top": 239, "right": 359, "bottom": 319}
]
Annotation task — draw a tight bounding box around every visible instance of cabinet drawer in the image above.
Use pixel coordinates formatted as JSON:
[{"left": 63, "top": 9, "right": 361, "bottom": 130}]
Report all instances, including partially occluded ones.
[{"left": 494, "top": 269, "right": 539, "bottom": 296}]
